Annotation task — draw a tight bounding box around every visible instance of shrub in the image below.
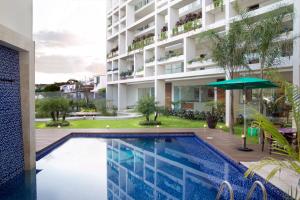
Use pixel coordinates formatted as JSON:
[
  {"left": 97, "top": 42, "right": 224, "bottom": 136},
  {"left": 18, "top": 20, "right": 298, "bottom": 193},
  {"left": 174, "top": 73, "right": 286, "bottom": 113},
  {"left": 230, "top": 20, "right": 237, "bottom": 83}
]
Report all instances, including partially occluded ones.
[
  {"left": 139, "top": 120, "right": 162, "bottom": 126},
  {"left": 39, "top": 98, "right": 70, "bottom": 121},
  {"left": 111, "top": 106, "right": 118, "bottom": 116},
  {"left": 46, "top": 120, "right": 70, "bottom": 127},
  {"left": 136, "top": 95, "right": 157, "bottom": 122},
  {"left": 94, "top": 99, "right": 108, "bottom": 115},
  {"left": 194, "top": 111, "right": 207, "bottom": 121}
]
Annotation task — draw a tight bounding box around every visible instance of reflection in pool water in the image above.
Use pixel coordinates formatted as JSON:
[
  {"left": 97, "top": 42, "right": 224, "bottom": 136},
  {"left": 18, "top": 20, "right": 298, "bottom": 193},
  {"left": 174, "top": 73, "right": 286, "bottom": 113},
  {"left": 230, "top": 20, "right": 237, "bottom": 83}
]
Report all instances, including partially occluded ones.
[{"left": 0, "top": 136, "right": 288, "bottom": 200}]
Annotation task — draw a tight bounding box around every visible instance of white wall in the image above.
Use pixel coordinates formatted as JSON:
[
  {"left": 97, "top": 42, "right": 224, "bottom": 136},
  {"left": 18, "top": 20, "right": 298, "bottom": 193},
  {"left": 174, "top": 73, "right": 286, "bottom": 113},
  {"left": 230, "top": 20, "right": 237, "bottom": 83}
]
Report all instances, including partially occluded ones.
[
  {"left": 127, "top": 83, "right": 154, "bottom": 107},
  {"left": 0, "top": 0, "right": 33, "bottom": 39}
]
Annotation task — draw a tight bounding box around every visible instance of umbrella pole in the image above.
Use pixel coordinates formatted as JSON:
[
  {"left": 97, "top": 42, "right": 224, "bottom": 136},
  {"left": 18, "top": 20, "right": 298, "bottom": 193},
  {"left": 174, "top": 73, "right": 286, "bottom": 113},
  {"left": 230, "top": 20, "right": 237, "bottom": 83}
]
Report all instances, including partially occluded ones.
[
  {"left": 244, "top": 91, "right": 247, "bottom": 149},
  {"left": 238, "top": 89, "right": 253, "bottom": 152}
]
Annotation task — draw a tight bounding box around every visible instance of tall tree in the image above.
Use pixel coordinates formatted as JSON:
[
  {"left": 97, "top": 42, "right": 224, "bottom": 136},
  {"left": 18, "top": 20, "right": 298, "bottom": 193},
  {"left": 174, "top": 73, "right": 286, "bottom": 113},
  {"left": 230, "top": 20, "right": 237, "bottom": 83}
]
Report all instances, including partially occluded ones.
[
  {"left": 201, "top": 18, "right": 251, "bottom": 134},
  {"left": 249, "top": 6, "right": 293, "bottom": 113}
]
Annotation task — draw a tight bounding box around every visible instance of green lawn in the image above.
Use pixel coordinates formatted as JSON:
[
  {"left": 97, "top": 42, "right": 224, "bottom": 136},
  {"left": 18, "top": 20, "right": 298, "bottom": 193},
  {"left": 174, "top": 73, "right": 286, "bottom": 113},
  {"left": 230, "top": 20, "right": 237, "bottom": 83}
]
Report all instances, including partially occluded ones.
[
  {"left": 36, "top": 116, "right": 258, "bottom": 144},
  {"left": 36, "top": 116, "right": 211, "bottom": 129}
]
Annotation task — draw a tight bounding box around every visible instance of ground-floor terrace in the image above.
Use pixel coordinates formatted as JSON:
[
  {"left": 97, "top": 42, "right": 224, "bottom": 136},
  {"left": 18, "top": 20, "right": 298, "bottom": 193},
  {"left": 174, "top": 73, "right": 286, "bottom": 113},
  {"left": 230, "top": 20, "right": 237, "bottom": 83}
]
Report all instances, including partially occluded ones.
[{"left": 107, "top": 70, "right": 293, "bottom": 126}]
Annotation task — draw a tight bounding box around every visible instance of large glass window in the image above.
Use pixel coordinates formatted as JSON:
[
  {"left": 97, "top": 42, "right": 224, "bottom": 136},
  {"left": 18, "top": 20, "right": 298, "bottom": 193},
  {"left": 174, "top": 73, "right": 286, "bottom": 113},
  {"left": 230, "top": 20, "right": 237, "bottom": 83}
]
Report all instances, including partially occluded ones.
[
  {"left": 165, "top": 62, "right": 184, "bottom": 74},
  {"left": 173, "top": 86, "right": 214, "bottom": 103},
  {"left": 138, "top": 87, "right": 154, "bottom": 100}
]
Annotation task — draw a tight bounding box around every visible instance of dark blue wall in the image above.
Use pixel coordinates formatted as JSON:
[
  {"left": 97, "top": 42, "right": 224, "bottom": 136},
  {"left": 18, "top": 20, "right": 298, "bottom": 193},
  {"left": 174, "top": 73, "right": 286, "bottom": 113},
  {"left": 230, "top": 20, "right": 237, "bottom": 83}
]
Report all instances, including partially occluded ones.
[{"left": 0, "top": 45, "right": 24, "bottom": 186}]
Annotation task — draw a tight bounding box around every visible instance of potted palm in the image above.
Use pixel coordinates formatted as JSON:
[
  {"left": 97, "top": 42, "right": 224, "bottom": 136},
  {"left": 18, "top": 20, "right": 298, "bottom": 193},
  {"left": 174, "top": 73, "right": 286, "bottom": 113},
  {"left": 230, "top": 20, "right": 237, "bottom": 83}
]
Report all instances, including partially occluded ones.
[{"left": 206, "top": 106, "right": 219, "bottom": 129}]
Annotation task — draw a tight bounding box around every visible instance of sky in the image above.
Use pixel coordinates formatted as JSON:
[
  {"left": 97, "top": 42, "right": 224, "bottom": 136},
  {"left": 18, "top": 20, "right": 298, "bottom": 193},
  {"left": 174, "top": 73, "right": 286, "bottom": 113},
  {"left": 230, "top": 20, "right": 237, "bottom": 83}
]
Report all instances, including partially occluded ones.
[{"left": 34, "top": 0, "right": 107, "bottom": 84}]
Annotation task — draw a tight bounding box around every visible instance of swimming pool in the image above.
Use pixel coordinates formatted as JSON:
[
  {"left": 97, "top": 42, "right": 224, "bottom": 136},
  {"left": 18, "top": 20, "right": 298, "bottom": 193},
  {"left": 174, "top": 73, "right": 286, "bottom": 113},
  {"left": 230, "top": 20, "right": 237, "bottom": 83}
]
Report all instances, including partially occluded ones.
[{"left": 0, "top": 133, "right": 289, "bottom": 200}]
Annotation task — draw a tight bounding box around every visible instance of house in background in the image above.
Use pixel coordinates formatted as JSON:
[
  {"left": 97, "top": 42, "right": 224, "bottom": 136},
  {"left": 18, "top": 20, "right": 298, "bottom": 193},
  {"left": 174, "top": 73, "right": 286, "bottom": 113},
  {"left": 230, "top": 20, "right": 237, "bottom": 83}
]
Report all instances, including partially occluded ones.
[
  {"left": 0, "top": 0, "right": 35, "bottom": 187},
  {"left": 91, "top": 74, "right": 107, "bottom": 99}
]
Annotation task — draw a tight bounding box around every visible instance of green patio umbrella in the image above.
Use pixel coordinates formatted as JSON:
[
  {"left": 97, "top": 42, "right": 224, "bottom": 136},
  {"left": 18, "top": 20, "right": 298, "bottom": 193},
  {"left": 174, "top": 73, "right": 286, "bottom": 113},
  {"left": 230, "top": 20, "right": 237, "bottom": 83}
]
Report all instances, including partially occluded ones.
[{"left": 208, "top": 77, "right": 278, "bottom": 151}]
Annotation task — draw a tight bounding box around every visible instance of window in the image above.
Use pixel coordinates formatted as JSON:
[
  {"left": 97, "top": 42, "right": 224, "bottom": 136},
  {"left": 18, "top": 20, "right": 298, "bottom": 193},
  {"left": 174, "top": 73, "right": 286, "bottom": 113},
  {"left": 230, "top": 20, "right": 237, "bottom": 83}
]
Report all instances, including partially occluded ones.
[
  {"left": 96, "top": 76, "right": 100, "bottom": 84},
  {"left": 165, "top": 62, "right": 184, "bottom": 74},
  {"left": 138, "top": 87, "right": 154, "bottom": 100}
]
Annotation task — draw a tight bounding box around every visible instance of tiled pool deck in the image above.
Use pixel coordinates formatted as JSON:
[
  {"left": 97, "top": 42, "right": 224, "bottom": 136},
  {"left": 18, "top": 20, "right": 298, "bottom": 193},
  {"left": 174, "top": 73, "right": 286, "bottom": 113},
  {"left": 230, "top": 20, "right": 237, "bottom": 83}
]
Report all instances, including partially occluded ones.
[{"left": 36, "top": 128, "right": 277, "bottom": 162}]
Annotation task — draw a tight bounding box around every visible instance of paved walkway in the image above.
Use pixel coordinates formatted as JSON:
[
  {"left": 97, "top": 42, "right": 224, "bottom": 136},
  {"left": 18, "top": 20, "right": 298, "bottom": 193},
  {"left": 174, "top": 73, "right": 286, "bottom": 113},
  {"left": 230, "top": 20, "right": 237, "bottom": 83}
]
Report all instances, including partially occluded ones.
[
  {"left": 36, "top": 128, "right": 274, "bottom": 163},
  {"left": 36, "top": 112, "right": 142, "bottom": 122}
]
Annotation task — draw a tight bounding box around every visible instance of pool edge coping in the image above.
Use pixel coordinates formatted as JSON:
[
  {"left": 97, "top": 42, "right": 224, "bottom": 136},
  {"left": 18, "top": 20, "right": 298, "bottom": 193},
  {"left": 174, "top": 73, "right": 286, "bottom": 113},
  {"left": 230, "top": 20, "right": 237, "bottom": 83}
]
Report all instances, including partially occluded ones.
[{"left": 35, "top": 131, "right": 291, "bottom": 199}]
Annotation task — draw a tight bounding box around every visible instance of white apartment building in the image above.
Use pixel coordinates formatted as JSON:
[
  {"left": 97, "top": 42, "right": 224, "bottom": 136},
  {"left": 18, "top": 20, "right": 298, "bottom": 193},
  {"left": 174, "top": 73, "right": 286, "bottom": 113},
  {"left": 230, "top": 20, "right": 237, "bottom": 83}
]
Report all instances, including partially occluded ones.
[
  {"left": 92, "top": 74, "right": 107, "bottom": 92},
  {"left": 106, "top": 0, "right": 300, "bottom": 125}
]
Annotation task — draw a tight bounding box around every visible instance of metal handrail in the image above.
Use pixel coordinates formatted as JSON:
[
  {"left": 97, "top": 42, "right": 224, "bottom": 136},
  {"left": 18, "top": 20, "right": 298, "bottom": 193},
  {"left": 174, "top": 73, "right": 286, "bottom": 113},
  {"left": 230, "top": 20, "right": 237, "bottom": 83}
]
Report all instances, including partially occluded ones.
[
  {"left": 215, "top": 181, "right": 234, "bottom": 200},
  {"left": 246, "top": 181, "right": 267, "bottom": 200}
]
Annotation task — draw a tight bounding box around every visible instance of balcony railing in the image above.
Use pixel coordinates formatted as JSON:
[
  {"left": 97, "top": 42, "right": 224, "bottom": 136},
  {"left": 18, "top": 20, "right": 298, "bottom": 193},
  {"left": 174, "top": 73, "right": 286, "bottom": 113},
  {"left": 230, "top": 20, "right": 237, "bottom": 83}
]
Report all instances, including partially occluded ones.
[
  {"left": 146, "top": 57, "right": 155, "bottom": 63},
  {"left": 128, "top": 35, "right": 154, "bottom": 52},
  {"left": 120, "top": 70, "right": 134, "bottom": 80},
  {"left": 107, "top": 51, "right": 119, "bottom": 59},
  {"left": 135, "top": 0, "right": 153, "bottom": 12},
  {"left": 158, "top": 31, "right": 168, "bottom": 41},
  {"left": 188, "top": 54, "right": 210, "bottom": 65},
  {"left": 158, "top": 50, "right": 183, "bottom": 62},
  {"left": 107, "top": 46, "right": 119, "bottom": 59},
  {"left": 172, "top": 19, "right": 202, "bottom": 36}
]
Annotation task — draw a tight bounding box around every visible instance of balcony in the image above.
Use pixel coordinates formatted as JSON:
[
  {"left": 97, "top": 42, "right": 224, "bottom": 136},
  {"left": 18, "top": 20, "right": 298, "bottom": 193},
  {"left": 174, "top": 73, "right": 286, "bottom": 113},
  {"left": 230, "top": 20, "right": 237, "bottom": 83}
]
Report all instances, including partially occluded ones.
[
  {"left": 107, "top": 47, "right": 119, "bottom": 59},
  {"left": 113, "top": 67, "right": 119, "bottom": 72},
  {"left": 145, "top": 56, "right": 155, "bottom": 64},
  {"left": 120, "top": 70, "right": 134, "bottom": 80},
  {"left": 128, "top": 34, "right": 154, "bottom": 52},
  {"left": 187, "top": 54, "right": 215, "bottom": 69},
  {"left": 134, "top": 67, "right": 145, "bottom": 77},
  {"left": 172, "top": 13, "right": 202, "bottom": 37},
  {"left": 135, "top": 0, "right": 154, "bottom": 12},
  {"left": 157, "top": 49, "right": 183, "bottom": 65},
  {"left": 158, "top": 26, "right": 168, "bottom": 41}
]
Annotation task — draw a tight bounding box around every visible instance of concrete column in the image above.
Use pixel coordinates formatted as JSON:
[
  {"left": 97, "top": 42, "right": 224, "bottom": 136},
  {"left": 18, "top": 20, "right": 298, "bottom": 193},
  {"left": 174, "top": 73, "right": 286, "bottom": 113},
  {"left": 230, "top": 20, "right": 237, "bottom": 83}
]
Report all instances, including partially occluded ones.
[
  {"left": 292, "top": 0, "right": 300, "bottom": 128},
  {"left": 155, "top": 79, "right": 165, "bottom": 106},
  {"left": 155, "top": 47, "right": 164, "bottom": 76},
  {"left": 118, "top": 83, "right": 127, "bottom": 110},
  {"left": 20, "top": 48, "right": 35, "bottom": 171},
  {"left": 202, "top": 0, "right": 206, "bottom": 30},
  {"left": 184, "top": 38, "right": 196, "bottom": 72},
  {"left": 225, "top": 0, "right": 231, "bottom": 126},
  {"left": 168, "top": 7, "right": 179, "bottom": 38},
  {"left": 225, "top": 85, "right": 231, "bottom": 126},
  {"left": 126, "top": 4, "right": 135, "bottom": 26},
  {"left": 293, "top": 0, "right": 300, "bottom": 87},
  {"left": 214, "top": 87, "right": 218, "bottom": 103}
]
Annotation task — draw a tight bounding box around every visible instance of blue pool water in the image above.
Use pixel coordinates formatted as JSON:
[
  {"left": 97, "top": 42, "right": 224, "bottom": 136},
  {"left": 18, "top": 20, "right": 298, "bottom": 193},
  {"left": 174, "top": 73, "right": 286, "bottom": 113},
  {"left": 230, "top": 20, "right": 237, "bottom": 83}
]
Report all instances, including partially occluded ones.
[{"left": 0, "top": 135, "right": 289, "bottom": 200}]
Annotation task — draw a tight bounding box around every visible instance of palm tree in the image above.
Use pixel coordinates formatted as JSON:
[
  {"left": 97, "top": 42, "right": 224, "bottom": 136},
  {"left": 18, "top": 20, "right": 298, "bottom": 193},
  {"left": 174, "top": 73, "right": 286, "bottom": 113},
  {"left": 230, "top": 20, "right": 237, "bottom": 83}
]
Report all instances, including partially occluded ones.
[
  {"left": 200, "top": 18, "right": 251, "bottom": 134},
  {"left": 248, "top": 6, "right": 293, "bottom": 113},
  {"left": 245, "top": 72, "right": 300, "bottom": 196}
]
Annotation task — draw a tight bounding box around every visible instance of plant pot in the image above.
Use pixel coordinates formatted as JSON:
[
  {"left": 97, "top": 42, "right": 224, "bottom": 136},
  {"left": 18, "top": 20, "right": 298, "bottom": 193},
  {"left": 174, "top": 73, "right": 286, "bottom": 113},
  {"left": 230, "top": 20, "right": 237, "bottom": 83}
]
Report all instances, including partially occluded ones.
[{"left": 206, "top": 116, "right": 218, "bottom": 129}]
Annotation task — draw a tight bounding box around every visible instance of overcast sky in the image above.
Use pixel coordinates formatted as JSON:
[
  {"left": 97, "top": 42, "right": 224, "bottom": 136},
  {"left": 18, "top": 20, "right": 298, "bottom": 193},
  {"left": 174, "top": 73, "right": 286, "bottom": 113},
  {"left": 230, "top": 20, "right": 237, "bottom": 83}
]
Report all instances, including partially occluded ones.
[{"left": 34, "top": 0, "right": 106, "bottom": 84}]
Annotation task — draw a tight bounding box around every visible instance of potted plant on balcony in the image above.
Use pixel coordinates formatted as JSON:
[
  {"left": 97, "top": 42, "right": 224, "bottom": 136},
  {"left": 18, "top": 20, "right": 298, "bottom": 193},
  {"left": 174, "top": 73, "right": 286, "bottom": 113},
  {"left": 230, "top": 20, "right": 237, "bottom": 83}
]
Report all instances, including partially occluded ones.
[
  {"left": 213, "top": 0, "right": 223, "bottom": 10},
  {"left": 159, "top": 26, "right": 168, "bottom": 41}
]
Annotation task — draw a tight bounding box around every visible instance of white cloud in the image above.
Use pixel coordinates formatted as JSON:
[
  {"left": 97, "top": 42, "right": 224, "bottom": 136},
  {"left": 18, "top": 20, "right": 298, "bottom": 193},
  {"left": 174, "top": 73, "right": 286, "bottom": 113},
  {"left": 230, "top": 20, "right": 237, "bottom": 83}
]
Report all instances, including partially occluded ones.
[
  {"left": 33, "top": 0, "right": 107, "bottom": 84},
  {"left": 34, "top": 30, "right": 82, "bottom": 47}
]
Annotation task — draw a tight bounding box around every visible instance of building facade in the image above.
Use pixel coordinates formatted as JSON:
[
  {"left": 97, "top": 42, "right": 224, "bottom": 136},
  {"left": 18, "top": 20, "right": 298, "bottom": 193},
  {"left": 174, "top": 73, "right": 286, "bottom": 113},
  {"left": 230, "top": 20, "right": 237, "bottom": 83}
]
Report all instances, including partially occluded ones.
[
  {"left": 0, "top": 0, "right": 35, "bottom": 186},
  {"left": 106, "top": 0, "right": 299, "bottom": 125}
]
